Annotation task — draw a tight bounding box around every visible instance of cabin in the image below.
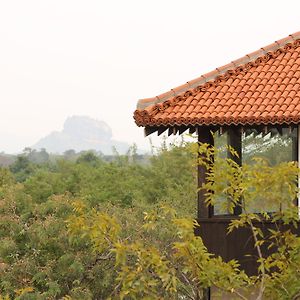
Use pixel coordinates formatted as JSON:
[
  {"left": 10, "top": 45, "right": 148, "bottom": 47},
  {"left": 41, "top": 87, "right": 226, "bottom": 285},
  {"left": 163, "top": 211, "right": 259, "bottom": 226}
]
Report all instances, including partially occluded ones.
[{"left": 133, "top": 32, "right": 300, "bottom": 296}]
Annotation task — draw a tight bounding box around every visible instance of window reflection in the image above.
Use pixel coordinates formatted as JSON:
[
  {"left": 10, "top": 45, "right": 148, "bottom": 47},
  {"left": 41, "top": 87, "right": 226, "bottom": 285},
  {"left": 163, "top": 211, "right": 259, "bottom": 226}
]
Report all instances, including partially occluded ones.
[{"left": 213, "top": 127, "right": 298, "bottom": 216}]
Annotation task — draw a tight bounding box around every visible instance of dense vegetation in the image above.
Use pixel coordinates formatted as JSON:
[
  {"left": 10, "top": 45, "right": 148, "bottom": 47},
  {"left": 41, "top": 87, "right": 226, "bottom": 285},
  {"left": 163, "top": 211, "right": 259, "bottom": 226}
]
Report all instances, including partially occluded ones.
[
  {"left": 0, "top": 133, "right": 300, "bottom": 299},
  {"left": 0, "top": 141, "right": 197, "bottom": 299}
]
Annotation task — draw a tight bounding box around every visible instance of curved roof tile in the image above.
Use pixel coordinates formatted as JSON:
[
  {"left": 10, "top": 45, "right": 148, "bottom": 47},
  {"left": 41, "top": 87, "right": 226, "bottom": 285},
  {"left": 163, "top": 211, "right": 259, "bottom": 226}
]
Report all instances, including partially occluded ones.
[{"left": 134, "top": 32, "right": 300, "bottom": 128}]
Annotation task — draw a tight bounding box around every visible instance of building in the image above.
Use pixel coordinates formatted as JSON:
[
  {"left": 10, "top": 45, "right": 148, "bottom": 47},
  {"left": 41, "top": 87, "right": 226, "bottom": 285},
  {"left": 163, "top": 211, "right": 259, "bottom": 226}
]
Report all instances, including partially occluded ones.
[{"left": 134, "top": 32, "right": 300, "bottom": 298}]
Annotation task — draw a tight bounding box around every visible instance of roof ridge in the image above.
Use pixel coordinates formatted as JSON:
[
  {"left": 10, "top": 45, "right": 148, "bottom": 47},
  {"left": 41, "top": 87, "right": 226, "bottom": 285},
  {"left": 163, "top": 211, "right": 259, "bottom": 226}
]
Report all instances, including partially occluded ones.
[{"left": 136, "top": 31, "right": 300, "bottom": 115}]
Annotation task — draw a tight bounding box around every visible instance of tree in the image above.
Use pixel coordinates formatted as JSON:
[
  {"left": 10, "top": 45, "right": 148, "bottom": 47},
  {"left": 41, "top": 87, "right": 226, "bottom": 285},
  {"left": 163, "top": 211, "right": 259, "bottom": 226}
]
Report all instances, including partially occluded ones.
[
  {"left": 63, "top": 149, "right": 77, "bottom": 161},
  {"left": 76, "top": 151, "right": 101, "bottom": 167},
  {"left": 9, "top": 155, "right": 35, "bottom": 182}
]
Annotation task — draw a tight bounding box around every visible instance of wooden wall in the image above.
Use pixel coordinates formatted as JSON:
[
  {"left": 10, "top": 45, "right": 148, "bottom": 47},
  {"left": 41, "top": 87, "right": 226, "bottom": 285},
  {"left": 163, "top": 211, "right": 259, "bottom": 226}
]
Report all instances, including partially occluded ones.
[{"left": 195, "top": 217, "right": 300, "bottom": 275}]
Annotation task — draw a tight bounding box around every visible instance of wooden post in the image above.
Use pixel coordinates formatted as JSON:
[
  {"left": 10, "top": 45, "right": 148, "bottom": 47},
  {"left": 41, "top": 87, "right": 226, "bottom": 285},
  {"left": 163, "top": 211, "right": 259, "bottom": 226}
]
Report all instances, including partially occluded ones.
[
  {"left": 291, "top": 127, "right": 299, "bottom": 210},
  {"left": 297, "top": 126, "right": 300, "bottom": 215},
  {"left": 292, "top": 127, "right": 298, "bottom": 162},
  {"left": 197, "top": 127, "right": 214, "bottom": 300},
  {"left": 197, "top": 127, "right": 214, "bottom": 219},
  {"left": 227, "top": 127, "right": 242, "bottom": 215},
  {"left": 203, "top": 287, "right": 211, "bottom": 300},
  {"left": 297, "top": 125, "right": 300, "bottom": 218}
]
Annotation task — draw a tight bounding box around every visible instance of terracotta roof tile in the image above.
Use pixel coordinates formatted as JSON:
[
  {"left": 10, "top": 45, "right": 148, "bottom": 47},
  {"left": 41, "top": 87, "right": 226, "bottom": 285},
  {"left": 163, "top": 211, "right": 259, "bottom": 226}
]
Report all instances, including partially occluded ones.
[{"left": 134, "top": 32, "right": 300, "bottom": 128}]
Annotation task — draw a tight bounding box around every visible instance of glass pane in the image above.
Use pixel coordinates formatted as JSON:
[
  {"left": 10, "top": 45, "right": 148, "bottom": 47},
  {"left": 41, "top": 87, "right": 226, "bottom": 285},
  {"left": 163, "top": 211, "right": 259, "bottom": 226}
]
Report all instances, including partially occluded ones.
[
  {"left": 242, "top": 129, "right": 296, "bottom": 165},
  {"left": 242, "top": 128, "right": 297, "bottom": 213},
  {"left": 212, "top": 128, "right": 297, "bottom": 216}
]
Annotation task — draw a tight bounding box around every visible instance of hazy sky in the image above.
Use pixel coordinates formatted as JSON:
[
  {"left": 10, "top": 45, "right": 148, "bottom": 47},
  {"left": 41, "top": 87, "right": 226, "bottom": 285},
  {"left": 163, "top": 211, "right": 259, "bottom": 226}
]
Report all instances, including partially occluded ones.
[{"left": 0, "top": 0, "right": 300, "bottom": 153}]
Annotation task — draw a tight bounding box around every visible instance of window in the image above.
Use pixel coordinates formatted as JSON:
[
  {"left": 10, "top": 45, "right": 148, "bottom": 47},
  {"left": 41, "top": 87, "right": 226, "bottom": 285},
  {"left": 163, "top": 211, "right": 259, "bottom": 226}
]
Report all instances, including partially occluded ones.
[{"left": 212, "top": 127, "right": 298, "bottom": 216}]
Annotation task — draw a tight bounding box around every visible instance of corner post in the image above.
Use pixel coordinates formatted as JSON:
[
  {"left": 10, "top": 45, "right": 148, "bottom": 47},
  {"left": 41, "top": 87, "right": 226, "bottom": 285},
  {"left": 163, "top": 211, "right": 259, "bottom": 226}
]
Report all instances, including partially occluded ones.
[
  {"left": 291, "top": 126, "right": 299, "bottom": 211},
  {"left": 227, "top": 127, "right": 242, "bottom": 215},
  {"left": 197, "top": 127, "right": 214, "bottom": 219},
  {"left": 297, "top": 126, "right": 300, "bottom": 215}
]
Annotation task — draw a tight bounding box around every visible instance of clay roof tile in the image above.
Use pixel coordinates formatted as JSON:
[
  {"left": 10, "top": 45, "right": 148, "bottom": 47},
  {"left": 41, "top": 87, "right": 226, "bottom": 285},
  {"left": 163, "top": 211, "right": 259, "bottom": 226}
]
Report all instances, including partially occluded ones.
[{"left": 134, "top": 32, "right": 300, "bottom": 128}]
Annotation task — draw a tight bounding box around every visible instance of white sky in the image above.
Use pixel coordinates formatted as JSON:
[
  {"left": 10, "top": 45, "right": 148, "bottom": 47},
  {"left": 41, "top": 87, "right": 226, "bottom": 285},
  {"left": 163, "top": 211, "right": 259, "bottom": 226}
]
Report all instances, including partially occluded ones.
[{"left": 0, "top": 0, "right": 299, "bottom": 153}]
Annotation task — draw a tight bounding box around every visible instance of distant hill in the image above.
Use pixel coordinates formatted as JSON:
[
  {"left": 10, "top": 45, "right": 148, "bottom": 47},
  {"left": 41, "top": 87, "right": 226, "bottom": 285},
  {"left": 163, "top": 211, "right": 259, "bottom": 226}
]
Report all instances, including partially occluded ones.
[{"left": 33, "top": 116, "right": 130, "bottom": 154}]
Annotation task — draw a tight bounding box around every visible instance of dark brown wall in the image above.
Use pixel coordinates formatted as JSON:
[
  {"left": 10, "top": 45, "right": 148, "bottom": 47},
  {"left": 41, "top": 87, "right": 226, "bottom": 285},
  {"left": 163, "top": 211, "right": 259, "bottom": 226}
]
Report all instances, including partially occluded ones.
[{"left": 195, "top": 218, "right": 300, "bottom": 276}]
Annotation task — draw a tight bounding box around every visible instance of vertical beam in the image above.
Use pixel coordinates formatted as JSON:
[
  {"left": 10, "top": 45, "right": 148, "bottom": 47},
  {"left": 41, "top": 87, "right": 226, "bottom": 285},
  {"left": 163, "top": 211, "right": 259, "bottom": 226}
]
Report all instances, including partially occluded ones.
[
  {"left": 197, "top": 127, "right": 214, "bottom": 219},
  {"left": 227, "top": 127, "right": 242, "bottom": 164},
  {"left": 197, "top": 127, "right": 213, "bottom": 300},
  {"left": 296, "top": 125, "right": 300, "bottom": 218},
  {"left": 292, "top": 127, "right": 298, "bottom": 162},
  {"left": 203, "top": 287, "right": 211, "bottom": 300},
  {"left": 227, "top": 127, "right": 242, "bottom": 215},
  {"left": 291, "top": 127, "right": 299, "bottom": 211}
]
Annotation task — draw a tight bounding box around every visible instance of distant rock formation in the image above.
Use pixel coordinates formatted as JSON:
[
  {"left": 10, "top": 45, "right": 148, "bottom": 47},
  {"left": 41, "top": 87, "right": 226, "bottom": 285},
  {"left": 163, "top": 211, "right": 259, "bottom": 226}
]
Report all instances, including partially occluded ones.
[{"left": 33, "top": 116, "right": 130, "bottom": 154}]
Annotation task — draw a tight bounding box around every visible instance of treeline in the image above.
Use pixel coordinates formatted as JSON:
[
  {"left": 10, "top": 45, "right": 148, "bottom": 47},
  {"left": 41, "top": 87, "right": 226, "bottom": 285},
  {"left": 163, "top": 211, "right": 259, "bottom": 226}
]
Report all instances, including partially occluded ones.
[{"left": 0, "top": 147, "right": 150, "bottom": 169}]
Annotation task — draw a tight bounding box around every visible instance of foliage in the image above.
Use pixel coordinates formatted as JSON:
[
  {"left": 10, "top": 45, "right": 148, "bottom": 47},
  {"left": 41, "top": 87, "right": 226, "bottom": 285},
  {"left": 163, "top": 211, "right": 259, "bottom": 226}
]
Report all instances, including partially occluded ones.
[
  {"left": 9, "top": 155, "right": 35, "bottom": 182},
  {"left": 67, "top": 141, "right": 300, "bottom": 299},
  {"left": 1, "top": 139, "right": 300, "bottom": 299},
  {"left": 0, "top": 143, "right": 196, "bottom": 299},
  {"left": 67, "top": 202, "right": 249, "bottom": 299}
]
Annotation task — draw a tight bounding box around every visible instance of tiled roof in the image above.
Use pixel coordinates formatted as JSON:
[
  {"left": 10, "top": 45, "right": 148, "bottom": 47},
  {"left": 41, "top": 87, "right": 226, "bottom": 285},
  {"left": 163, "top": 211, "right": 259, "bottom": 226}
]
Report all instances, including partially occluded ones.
[{"left": 134, "top": 32, "right": 300, "bottom": 128}]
